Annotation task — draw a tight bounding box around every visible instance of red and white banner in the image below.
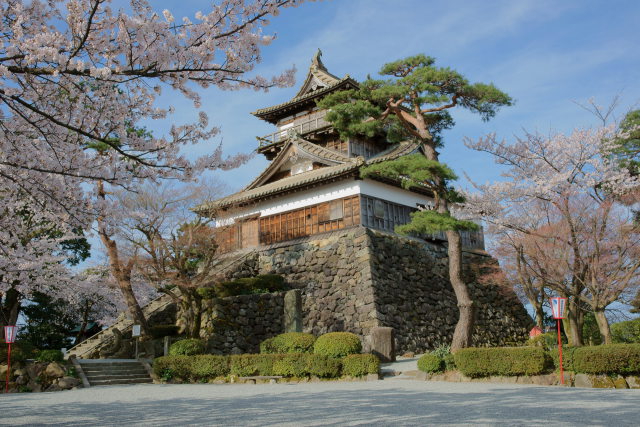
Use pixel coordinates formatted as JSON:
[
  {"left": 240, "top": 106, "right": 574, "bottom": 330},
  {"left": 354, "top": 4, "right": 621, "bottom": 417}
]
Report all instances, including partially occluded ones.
[
  {"left": 4, "top": 325, "right": 17, "bottom": 343},
  {"left": 550, "top": 297, "right": 567, "bottom": 319}
]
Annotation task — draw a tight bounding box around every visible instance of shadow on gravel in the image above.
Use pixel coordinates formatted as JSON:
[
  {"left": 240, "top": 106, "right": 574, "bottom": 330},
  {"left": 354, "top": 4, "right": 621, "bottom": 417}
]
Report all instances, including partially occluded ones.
[{"left": 2, "top": 384, "right": 638, "bottom": 426}]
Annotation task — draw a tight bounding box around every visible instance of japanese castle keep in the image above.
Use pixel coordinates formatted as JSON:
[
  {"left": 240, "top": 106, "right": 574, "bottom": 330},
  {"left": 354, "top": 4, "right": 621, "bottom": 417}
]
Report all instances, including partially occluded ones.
[{"left": 195, "top": 51, "right": 533, "bottom": 354}]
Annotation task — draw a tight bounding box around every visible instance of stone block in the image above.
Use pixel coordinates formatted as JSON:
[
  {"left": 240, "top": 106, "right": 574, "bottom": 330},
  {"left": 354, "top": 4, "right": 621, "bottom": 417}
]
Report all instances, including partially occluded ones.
[
  {"left": 625, "top": 376, "right": 640, "bottom": 389},
  {"left": 44, "top": 362, "right": 65, "bottom": 379},
  {"left": 366, "top": 373, "right": 379, "bottom": 381},
  {"left": 369, "top": 327, "right": 395, "bottom": 363}
]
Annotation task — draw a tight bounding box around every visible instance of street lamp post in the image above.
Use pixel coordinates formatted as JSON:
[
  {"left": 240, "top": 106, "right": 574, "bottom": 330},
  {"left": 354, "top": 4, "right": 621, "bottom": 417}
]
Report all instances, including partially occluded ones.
[
  {"left": 550, "top": 297, "right": 567, "bottom": 385},
  {"left": 4, "top": 325, "right": 17, "bottom": 393}
]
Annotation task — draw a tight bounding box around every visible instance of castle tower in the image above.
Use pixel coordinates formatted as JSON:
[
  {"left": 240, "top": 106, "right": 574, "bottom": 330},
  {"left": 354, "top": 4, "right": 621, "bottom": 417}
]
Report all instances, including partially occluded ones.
[{"left": 198, "top": 51, "right": 484, "bottom": 253}]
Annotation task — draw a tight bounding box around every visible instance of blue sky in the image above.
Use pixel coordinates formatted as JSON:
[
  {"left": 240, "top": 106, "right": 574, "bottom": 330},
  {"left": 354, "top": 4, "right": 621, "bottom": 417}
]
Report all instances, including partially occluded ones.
[{"left": 140, "top": 0, "right": 640, "bottom": 193}]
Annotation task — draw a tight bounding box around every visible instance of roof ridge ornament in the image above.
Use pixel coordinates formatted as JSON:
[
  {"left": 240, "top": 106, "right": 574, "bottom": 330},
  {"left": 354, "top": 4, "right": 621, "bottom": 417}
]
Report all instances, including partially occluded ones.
[{"left": 311, "top": 48, "right": 327, "bottom": 71}]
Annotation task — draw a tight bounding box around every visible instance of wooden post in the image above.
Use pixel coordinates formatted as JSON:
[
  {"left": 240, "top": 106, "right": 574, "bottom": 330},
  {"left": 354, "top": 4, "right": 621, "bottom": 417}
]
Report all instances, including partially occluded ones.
[{"left": 370, "top": 327, "right": 395, "bottom": 363}]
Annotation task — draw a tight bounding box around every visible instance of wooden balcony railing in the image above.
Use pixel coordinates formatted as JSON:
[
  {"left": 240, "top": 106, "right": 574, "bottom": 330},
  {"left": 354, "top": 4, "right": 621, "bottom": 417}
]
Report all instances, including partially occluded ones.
[{"left": 257, "top": 113, "right": 329, "bottom": 148}]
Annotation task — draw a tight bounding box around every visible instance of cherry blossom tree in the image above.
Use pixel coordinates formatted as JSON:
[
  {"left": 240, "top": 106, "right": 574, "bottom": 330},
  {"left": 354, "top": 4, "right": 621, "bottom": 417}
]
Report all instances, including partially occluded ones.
[
  {"left": 0, "top": 0, "right": 307, "bottom": 327},
  {"left": 464, "top": 125, "right": 639, "bottom": 345},
  {"left": 111, "top": 182, "right": 222, "bottom": 338}
]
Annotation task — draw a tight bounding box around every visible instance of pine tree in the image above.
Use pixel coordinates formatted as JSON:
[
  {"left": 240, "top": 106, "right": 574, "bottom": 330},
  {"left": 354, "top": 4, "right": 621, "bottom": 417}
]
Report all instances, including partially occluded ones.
[{"left": 318, "top": 55, "right": 512, "bottom": 351}]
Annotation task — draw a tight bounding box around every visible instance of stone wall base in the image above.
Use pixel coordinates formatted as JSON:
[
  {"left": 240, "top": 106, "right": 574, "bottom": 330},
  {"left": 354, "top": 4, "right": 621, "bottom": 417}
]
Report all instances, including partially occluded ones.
[{"left": 417, "top": 370, "right": 640, "bottom": 389}]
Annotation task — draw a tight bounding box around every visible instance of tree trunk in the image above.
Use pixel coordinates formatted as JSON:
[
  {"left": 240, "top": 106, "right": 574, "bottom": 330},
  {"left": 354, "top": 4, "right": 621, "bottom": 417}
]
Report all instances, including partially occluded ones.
[
  {"left": 1, "top": 287, "right": 22, "bottom": 340},
  {"left": 566, "top": 299, "right": 584, "bottom": 346},
  {"left": 74, "top": 301, "right": 91, "bottom": 345},
  {"left": 180, "top": 289, "right": 203, "bottom": 339},
  {"left": 97, "top": 180, "right": 149, "bottom": 336},
  {"left": 117, "top": 276, "right": 150, "bottom": 335},
  {"left": 594, "top": 308, "right": 612, "bottom": 345},
  {"left": 420, "top": 140, "right": 476, "bottom": 352},
  {"left": 534, "top": 303, "right": 545, "bottom": 330},
  {"left": 447, "top": 230, "right": 475, "bottom": 351}
]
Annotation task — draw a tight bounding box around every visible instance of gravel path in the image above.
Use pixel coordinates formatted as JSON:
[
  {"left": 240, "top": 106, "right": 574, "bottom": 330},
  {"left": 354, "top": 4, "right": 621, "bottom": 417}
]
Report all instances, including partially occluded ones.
[{"left": 1, "top": 380, "right": 638, "bottom": 426}]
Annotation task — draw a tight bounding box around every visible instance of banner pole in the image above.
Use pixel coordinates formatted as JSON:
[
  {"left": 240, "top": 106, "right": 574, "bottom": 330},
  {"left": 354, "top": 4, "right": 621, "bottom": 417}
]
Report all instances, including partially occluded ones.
[
  {"left": 5, "top": 342, "right": 11, "bottom": 393},
  {"left": 557, "top": 318, "right": 564, "bottom": 385}
]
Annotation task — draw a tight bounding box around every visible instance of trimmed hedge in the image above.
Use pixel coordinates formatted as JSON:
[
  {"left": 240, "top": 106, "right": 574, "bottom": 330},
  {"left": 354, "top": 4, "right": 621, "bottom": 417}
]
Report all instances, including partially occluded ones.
[
  {"left": 190, "top": 355, "right": 229, "bottom": 379},
  {"left": 454, "top": 347, "right": 546, "bottom": 377},
  {"left": 154, "top": 353, "right": 342, "bottom": 381},
  {"left": 548, "top": 347, "right": 576, "bottom": 372},
  {"left": 168, "top": 339, "right": 205, "bottom": 356},
  {"left": 417, "top": 354, "right": 443, "bottom": 373},
  {"left": 260, "top": 332, "right": 316, "bottom": 354},
  {"left": 198, "top": 274, "right": 286, "bottom": 299},
  {"left": 342, "top": 354, "right": 380, "bottom": 377},
  {"left": 572, "top": 344, "right": 640, "bottom": 375},
  {"left": 36, "top": 349, "right": 64, "bottom": 363},
  {"left": 153, "top": 355, "right": 192, "bottom": 380},
  {"left": 313, "top": 332, "right": 362, "bottom": 359},
  {"left": 272, "top": 354, "right": 341, "bottom": 378},
  {"left": 229, "top": 354, "right": 279, "bottom": 377}
]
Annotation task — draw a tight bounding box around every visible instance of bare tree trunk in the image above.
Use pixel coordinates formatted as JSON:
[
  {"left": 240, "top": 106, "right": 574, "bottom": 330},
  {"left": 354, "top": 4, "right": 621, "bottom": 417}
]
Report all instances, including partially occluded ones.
[
  {"left": 534, "top": 303, "right": 545, "bottom": 330},
  {"left": 179, "top": 289, "right": 203, "bottom": 338},
  {"left": 566, "top": 299, "right": 584, "bottom": 346},
  {"left": 594, "top": 309, "right": 612, "bottom": 345},
  {"left": 97, "top": 181, "right": 149, "bottom": 336},
  {"left": 420, "top": 141, "right": 476, "bottom": 352},
  {"left": 74, "top": 301, "right": 91, "bottom": 345},
  {"left": 447, "top": 230, "right": 475, "bottom": 351}
]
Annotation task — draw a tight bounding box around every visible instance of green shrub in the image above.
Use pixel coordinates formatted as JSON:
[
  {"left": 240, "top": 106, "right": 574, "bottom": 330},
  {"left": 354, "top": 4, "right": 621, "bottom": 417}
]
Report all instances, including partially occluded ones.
[
  {"left": 261, "top": 332, "right": 316, "bottom": 354},
  {"left": 229, "top": 354, "right": 278, "bottom": 377},
  {"left": 149, "top": 325, "right": 180, "bottom": 339},
  {"left": 36, "top": 349, "right": 64, "bottom": 363},
  {"left": 431, "top": 344, "right": 451, "bottom": 359},
  {"left": 0, "top": 342, "right": 37, "bottom": 363},
  {"left": 548, "top": 347, "right": 577, "bottom": 372},
  {"left": 308, "top": 355, "right": 342, "bottom": 378},
  {"left": 260, "top": 337, "right": 277, "bottom": 354},
  {"left": 417, "top": 354, "right": 444, "bottom": 373},
  {"left": 207, "top": 274, "right": 287, "bottom": 298},
  {"left": 526, "top": 332, "right": 559, "bottom": 350},
  {"left": 443, "top": 353, "right": 456, "bottom": 371},
  {"left": 611, "top": 318, "right": 640, "bottom": 344},
  {"left": 153, "top": 355, "right": 192, "bottom": 380},
  {"left": 454, "top": 347, "right": 547, "bottom": 377},
  {"left": 572, "top": 344, "right": 640, "bottom": 375},
  {"left": 313, "top": 332, "right": 362, "bottom": 359},
  {"left": 190, "top": 355, "right": 229, "bottom": 379},
  {"left": 342, "top": 354, "right": 380, "bottom": 377},
  {"left": 155, "top": 353, "right": 344, "bottom": 381},
  {"left": 168, "top": 339, "right": 205, "bottom": 356}
]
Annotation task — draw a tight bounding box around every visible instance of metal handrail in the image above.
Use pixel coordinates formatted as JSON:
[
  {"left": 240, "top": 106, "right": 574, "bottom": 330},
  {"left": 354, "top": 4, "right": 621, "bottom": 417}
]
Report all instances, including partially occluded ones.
[{"left": 257, "top": 112, "right": 329, "bottom": 148}]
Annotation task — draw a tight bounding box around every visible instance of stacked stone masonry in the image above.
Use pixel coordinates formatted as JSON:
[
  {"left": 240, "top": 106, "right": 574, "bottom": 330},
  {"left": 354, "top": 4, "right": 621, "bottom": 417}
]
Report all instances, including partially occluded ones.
[{"left": 197, "top": 227, "right": 532, "bottom": 354}]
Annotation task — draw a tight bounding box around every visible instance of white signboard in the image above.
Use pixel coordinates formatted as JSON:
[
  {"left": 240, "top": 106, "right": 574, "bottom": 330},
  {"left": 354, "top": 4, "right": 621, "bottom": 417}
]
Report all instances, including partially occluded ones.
[{"left": 132, "top": 325, "right": 141, "bottom": 337}]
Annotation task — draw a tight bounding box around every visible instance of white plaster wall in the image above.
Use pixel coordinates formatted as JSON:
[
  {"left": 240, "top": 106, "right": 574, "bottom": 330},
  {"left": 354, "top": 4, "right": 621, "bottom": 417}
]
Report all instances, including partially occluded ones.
[
  {"left": 359, "top": 179, "right": 434, "bottom": 208},
  {"left": 215, "top": 178, "right": 434, "bottom": 226}
]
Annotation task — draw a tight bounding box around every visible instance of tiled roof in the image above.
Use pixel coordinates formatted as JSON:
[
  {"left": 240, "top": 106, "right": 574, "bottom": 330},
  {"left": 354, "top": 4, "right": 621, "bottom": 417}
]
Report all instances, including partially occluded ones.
[
  {"left": 197, "top": 161, "right": 361, "bottom": 211},
  {"left": 244, "top": 136, "right": 355, "bottom": 191},
  {"left": 196, "top": 141, "right": 421, "bottom": 213},
  {"left": 251, "top": 78, "right": 355, "bottom": 119},
  {"left": 252, "top": 50, "right": 355, "bottom": 122},
  {"left": 295, "top": 137, "right": 352, "bottom": 163}
]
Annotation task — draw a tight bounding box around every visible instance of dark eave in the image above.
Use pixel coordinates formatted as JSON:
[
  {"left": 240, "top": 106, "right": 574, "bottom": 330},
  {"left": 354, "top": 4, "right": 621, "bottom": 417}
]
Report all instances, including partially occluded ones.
[{"left": 251, "top": 78, "right": 358, "bottom": 124}]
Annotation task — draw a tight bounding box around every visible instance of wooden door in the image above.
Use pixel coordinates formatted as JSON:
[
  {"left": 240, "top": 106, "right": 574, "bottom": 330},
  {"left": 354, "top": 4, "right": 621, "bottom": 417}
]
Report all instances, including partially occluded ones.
[{"left": 241, "top": 218, "right": 259, "bottom": 248}]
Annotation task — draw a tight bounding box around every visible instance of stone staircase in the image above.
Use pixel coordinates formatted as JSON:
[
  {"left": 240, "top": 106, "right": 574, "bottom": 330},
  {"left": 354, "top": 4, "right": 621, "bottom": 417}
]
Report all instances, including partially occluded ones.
[
  {"left": 77, "top": 359, "right": 153, "bottom": 386},
  {"left": 65, "top": 292, "right": 176, "bottom": 359},
  {"left": 65, "top": 250, "right": 258, "bottom": 360}
]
